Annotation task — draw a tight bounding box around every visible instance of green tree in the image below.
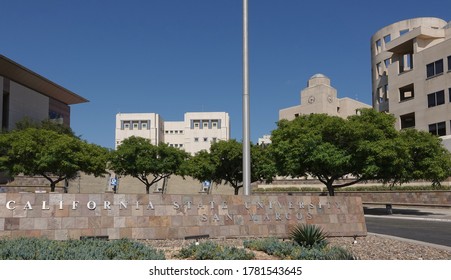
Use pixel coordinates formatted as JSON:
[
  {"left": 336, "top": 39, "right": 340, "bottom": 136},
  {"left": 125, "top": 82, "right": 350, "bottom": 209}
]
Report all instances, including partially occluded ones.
[
  {"left": 187, "top": 140, "right": 276, "bottom": 195},
  {"left": 109, "top": 136, "right": 190, "bottom": 194},
  {"left": 183, "top": 149, "right": 215, "bottom": 188},
  {"left": 14, "top": 117, "right": 77, "bottom": 137},
  {"left": 0, "top": 128, "right": 109, "bottom": 192},
  {"left": 269, "top": 109, "right": 440, "bottom": 196},
  {"left": 398, "top": 128, "right": 451, "bottom": 186}
]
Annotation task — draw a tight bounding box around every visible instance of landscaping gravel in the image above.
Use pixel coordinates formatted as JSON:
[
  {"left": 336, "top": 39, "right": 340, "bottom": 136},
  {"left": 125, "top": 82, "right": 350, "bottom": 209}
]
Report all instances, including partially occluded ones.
[{"left": 142, "top": 234, "right": 451, "bottom": 260}]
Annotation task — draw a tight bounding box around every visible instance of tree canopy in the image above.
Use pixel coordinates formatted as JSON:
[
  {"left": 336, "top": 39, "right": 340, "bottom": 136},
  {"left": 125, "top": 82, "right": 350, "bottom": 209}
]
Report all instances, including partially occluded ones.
[
  {"left": 0, "top": 127, "right": 109, "bottom": 192},
  {"left": 109, "top": 136, "right": 190, "bottom": 194},
  {"left": 14, "top": 117, "right": 78, "bottom": 137},
  {"left": 269, "top": 109, "right": 451, "bottom": 195},
  {"left": 186, "top": 139, "right": 275, "bottom": 195},
  {"left": 397, "top": 128, "right": 451, "bottom": 185}
]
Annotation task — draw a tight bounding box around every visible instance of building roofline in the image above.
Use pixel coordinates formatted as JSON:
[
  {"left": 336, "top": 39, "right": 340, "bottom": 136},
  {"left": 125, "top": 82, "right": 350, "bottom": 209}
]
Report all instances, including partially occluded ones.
[
  {"left": 0, "top": 54, "right": 88, "bottom": 105},
  {"left": 385, "top": 26, "right": 445, "bottom": 53},
  {"left": 371, "top": 17, "right": 447, "bottom": 39}
]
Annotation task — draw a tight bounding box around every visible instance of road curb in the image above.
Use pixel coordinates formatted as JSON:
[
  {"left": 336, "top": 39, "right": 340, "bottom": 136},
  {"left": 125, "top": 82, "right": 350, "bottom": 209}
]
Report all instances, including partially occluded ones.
[{"left": 364, "top": 214, "right": 451, "bottom": 223}]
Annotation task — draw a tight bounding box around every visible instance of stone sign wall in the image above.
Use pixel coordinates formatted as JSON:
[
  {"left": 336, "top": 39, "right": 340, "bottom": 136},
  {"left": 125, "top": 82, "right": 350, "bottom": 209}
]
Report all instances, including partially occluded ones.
[{"left": 0, "top": 193, "right": 366, "bottom": 240}]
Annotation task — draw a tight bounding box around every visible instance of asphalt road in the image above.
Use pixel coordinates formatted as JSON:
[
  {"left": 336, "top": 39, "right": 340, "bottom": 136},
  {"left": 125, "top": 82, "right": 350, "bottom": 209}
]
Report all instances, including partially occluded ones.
[{"left": 365, "top": 216, "right": 451, "bottom": 247}]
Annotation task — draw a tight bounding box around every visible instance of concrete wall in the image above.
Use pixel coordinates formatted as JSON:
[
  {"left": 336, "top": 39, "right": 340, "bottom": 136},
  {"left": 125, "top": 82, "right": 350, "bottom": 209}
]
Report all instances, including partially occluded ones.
[
  {"left": 0, "top": 173, "right": 240, "bottom": 196},
  {"left": 0, "top": 193, "right": 367, "bottom": 240},
  {"left": 337, "top": 191, "right": 451, "bottom": 207},
  {"left": 258, "top": 190, "right": 451, "bottom": 207}
]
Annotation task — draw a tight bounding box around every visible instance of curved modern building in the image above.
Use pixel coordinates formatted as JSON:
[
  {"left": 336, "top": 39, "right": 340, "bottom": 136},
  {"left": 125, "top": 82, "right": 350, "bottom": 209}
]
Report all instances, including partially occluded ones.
[{"left": 370, "top": 18, "right": 451, "bottom": 147}]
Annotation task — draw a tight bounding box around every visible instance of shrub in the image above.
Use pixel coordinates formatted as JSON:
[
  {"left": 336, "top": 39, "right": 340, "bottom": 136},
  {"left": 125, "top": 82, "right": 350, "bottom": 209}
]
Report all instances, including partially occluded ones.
[
  {"left": 176, "top": 240, "right": 254, "bottom": 260},
  {"left": 243, "top": 237, "right": 298, "bottom": 258},
  {"left": 0, "top": 237, "right": 165, "bottom": 260},
  {"left": 338, "top": 185, "right": 451, "bottom": 192},
  {"left": 291, "top": 244, "right": 357, "bottom": 260},
  {"left": 254, "top": 187, "right": 324, "bottom": 193},
  {"left": 289, "top": 224, "right": 328, "bottom": 248},
  {"left": 254, "top": 184, "right": 451, "bottom": 193},
  {"left": 244, "top": 237, "right": 356, "bottom": 260}
]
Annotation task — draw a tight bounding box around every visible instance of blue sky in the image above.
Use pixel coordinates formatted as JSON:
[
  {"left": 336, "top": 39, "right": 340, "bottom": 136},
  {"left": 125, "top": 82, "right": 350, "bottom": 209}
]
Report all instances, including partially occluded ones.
[{"left": 1, "top": 0, "right": 450, "bottom": 149}]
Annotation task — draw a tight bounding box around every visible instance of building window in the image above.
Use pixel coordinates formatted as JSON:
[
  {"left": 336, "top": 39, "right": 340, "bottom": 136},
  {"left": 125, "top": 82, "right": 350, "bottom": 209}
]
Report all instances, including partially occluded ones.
[
  {"left": 203, "top": 122, "right": 209, "bottom": 129},
  {"left": 448, "top": 56, "right": 451, "bottom": 71},
  {"left": 427, "top": 90, "right": 445, "bottom": 108},
  {"left": 203, "top": 137, "right": 208, "bottom": 142},
  {"left": 212, "top": 121, "right": 217, "bottom": 128},
  {"left": 429, "top": 121, "right": 446, "bottom": 136},
  {"left": 426, "top": 59, "right": 444, "bottom": 78},
  {"left": 383, "top": 34, "right": 391, "bottom": 44},
  {"left": 194, "top": 137, "right": 199, "bottom": 142},
  {"left": 194, "top": 121, "right": 200, "bottom": 128},
  {"left": 141, "top": 122, "right": 147, "bottom": 130},
  {"left": 179, "top": 130, "right": 183, "bottom": 134},
  {"left": 400, "top": 113, "right": 415, "bottom": 129},
  {"left": 399, "top": 53, "right": 413, "bottom": 73},
  {"left": 384, "top": 58, "right": 391, "bottom": 68},
  {"left": 375, "top": 39, "right": 382, "bottom": 54},
  {"left": 449, "top": 88, "right": 451, "bottom": 102},
  {"left": 400, "top": 29, "right": 409, "bottom": 36},
  {"left": 124, "top": 123, "right": 130, "bottom": 130},
  {"left": 399, "top": 84, "right": 414, "bottom": 102},
  {"left": 376, "top": 62, "right": 382, "bottom": 77},
  {"left": 212, "top": 137, "right": 217, "bottom": 143},
  {"left": 179, "top": 144, "right": 183, "bottom": 147},
  {"left": 377, "top": 85, "right": 388, "bottom": 103}
]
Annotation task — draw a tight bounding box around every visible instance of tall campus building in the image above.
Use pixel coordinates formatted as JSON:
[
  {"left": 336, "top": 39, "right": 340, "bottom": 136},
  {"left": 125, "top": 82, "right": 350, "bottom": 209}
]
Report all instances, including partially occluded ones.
[
  {"left": 0, "top": 55, "right": 87, "bottom": 130},
  {"left": 371, "top": 17, "right": 451, "bottom": 148},
  {"left": 115, "top": 112, "right": 230, "bottom": 155}
]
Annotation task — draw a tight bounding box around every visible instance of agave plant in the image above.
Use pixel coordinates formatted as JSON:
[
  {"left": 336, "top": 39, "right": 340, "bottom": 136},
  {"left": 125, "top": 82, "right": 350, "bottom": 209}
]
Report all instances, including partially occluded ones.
[{"left": 289, "top": 223, "right": 329, "bottom": 248}]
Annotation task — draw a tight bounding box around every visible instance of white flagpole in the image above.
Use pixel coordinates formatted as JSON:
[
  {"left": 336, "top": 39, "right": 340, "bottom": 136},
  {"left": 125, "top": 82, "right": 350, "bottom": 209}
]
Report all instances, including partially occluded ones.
[{"left": 242, "top": 0, "right": 251, "bottom": 195}]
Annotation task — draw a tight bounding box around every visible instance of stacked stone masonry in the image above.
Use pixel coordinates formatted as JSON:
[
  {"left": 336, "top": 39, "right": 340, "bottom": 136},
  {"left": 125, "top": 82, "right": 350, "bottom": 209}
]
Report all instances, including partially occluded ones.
[{"left": 0, "top": 194, "right": 367, "bottom": 240}]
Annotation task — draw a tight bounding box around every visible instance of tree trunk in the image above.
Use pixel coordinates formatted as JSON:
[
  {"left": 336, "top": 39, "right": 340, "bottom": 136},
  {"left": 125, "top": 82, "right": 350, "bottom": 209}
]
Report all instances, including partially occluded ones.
[
  {"left": 326, "top": 183, "right": 335, "bottom": 196},
  {"left": 63, "top": 179, "right": 68, "bottom": 193},
  {"left": 234, "top": 187, "right": 239, "bottom": 195},
  {"left": 50, "top": 182, "right": 56, "bottom": 192},
  {"left": 146, "top": 184, "right": 150, "bottom": 194}
]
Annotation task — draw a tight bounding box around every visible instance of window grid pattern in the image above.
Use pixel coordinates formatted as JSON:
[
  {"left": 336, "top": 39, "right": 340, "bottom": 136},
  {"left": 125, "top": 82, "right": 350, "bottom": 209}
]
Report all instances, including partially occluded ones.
[{"left": 427, "top": 90, "right": 445, "bottom": 108}]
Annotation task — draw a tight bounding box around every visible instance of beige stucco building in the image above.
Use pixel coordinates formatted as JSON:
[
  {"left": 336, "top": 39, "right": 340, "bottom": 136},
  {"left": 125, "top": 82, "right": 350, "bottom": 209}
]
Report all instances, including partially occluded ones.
[
  {"left": 371, "top": 17, "right": 451, "bottom": 148},
  {"left": 115, "top": 111, "right": 230, "bottom": 155},
  {"left": 279, "top": 74, "right": 371, "bottom": 121},
  {"left": 0, "top": 55, "right": 87, "bottom": 130},
  {"left": 115, "top": 113, "right": 164, "bottom": 147}
]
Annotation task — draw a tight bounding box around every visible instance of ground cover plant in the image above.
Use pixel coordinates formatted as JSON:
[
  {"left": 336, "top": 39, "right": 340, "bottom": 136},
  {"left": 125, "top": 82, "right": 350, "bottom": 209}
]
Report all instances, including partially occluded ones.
[
  {"left": 176, "top": 240, "right": 255, "bottom": 260},
  {"left": 244, "top": 224, "right": 356, "bottom": 260},
  {"left": 243, "top": 237, "right": 356, "bottom": 260},
  {"left": 0, "top": 237, "right": 165, "bottom": 260}
]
